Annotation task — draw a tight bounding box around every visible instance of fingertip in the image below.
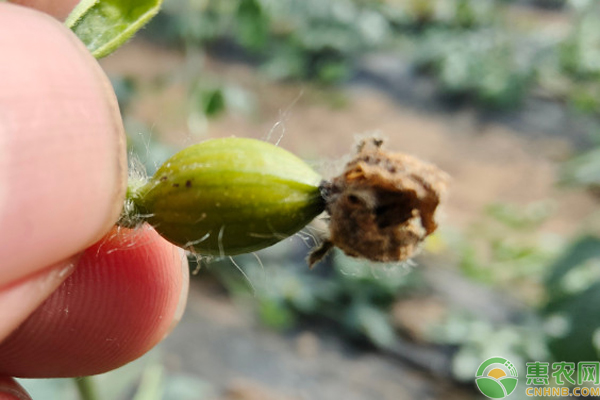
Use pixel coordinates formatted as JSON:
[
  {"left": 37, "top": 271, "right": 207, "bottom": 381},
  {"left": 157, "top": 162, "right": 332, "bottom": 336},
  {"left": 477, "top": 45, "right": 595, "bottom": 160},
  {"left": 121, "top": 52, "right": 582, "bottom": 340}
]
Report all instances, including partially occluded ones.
[
  {"left": 0, "top": 4, "right": 127, "bottom": 285},
  {"left": 0, "top": 227, "right": 188, "bottom": 377}
]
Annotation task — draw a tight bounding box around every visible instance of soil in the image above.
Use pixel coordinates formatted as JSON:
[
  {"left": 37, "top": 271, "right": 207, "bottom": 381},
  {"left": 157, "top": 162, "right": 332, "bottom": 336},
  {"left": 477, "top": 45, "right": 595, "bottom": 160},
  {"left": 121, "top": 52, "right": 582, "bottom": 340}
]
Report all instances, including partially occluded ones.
[{"left": 160, "top": 280, "right": 474, "bottom": 400}]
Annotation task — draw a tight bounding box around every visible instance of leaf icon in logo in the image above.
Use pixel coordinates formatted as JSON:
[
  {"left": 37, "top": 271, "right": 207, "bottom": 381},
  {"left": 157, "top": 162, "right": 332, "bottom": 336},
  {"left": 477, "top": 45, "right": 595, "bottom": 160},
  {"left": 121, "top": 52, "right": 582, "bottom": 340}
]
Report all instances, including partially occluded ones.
[
  {"left": 476, "top": 377, "right": 506, "bottom": 399},
  {"left": 500, "top": 377, "right": 518, "bottom": 395}
]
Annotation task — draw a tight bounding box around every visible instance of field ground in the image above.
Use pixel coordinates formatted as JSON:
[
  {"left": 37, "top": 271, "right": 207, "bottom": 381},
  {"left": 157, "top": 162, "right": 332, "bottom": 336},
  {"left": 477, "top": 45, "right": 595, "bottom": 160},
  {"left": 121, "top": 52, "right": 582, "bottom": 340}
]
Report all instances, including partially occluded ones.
[{"left": 97, "top": 37, "right": 597, "bottom": 399}]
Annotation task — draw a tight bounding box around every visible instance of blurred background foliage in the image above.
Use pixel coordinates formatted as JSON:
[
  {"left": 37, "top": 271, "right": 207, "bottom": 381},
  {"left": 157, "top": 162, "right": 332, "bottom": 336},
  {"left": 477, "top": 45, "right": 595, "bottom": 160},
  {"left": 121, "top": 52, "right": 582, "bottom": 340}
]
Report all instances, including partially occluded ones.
[
  {"left": 20, "top": 0, "right": 600, "bottom": 399},
  {"left": 142, "top": 0, "right": 600, "bottom": 108}
]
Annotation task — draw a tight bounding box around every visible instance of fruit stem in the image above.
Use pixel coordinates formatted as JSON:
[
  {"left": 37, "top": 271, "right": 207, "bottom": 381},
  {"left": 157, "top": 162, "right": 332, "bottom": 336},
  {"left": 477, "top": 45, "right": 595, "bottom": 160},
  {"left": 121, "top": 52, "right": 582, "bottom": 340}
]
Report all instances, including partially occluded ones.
[
  {"left": 74, "top": 376, "right": 99, "bottom": 400},
  {"left": 117, "top": 178, "right": 147, "bottom": 228}
]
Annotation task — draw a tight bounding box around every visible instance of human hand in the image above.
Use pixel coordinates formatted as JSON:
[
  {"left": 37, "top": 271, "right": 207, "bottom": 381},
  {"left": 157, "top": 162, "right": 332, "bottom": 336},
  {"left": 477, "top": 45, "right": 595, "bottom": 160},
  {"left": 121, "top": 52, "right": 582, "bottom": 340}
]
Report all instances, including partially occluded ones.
[{"left": 0, "top": 2, "right": 188, "bottom": 398}]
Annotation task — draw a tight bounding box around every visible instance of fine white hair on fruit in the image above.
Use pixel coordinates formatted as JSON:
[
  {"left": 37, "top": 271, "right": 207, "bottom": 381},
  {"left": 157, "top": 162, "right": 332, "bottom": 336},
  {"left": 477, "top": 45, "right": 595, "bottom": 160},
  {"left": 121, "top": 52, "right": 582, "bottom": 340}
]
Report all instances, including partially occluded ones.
[
  {"left": 251, "top": 252, "right": 268, "bottom": 289},
  {"left": 264, "top": 89, "right": 305, "bottom": 146},
  {"left": 229, "top": 256, "right": 256, "bottom": 295},
  {"left": 128, "top": 151, "right": 149, "bottom": 183}
]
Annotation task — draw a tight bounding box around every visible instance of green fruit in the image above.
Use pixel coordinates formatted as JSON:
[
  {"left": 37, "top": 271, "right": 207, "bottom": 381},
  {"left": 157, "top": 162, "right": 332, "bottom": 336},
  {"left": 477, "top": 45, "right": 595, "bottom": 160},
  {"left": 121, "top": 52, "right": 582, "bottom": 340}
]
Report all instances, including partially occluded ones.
[{"left": 134, "top": 138, "right": 324, "bottom": 255}]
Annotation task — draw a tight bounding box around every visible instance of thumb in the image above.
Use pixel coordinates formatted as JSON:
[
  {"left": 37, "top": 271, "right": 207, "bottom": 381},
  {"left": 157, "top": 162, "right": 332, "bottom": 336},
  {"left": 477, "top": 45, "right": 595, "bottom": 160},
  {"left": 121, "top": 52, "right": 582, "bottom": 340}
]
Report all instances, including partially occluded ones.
[{"left": 0, "top": 226, "right": 189, "bottom": 378}]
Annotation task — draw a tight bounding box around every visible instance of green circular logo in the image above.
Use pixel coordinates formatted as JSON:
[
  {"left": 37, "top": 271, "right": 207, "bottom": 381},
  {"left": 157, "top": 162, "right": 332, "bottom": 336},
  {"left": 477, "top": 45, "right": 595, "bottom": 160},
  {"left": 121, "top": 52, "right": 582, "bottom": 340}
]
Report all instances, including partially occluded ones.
[{"left": 475, "top": 357, "right": 519, "bottom": 399}]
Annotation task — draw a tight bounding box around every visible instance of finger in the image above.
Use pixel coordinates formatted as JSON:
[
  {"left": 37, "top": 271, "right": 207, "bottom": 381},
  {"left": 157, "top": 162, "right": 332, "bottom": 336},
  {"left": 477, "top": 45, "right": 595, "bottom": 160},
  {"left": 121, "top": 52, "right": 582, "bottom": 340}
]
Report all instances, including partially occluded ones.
[
  {"left": 0, "top": 226, "right": 189, "bottom": 378},
  {"left": 0, "top": 4, "right": 127, "bottom": 285},
  {"left": 0, "top": 377, "right": 31, "bottom": 400},
  {"left": 0, "top": 258, "right": 76, "bottom": 343},
  {"left": 8, "top": 0, "right": 79, "bottom": 20}
]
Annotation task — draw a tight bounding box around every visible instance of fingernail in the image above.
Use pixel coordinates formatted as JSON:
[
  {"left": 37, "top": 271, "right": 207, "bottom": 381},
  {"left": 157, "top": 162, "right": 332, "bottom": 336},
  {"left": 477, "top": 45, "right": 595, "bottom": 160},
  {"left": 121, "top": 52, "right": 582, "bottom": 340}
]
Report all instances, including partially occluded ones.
[
  {"left": 0, "top": 256, "right": 78, "bottom": 342},
  {"left": 164, "top": 248, "right": 189, "bottom": 339}
]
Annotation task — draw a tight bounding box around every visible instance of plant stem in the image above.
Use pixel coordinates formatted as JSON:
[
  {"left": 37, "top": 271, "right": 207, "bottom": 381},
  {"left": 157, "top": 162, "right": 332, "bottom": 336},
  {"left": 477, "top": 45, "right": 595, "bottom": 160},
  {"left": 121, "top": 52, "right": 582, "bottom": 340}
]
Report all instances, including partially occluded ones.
[
  {"left": 116, "top": 178, "right": 147, "bottom": 228},
  {"left": 75, "top": 376, "right": 99, "bottom": 400}
]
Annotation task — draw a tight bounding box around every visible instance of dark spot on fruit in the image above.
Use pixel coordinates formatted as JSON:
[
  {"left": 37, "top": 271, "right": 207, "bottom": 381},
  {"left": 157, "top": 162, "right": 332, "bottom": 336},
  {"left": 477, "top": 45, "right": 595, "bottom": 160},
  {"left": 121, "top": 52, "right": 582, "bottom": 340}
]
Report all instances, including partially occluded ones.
[
  {"left": 173, "top": 183, "right": 180, "bottom": 188},
  {"left": 186, "top": 180, "right": 192, "bottom": 188},
  {"left": 160, "top": 176, "right": 168, "bottom": 182}
]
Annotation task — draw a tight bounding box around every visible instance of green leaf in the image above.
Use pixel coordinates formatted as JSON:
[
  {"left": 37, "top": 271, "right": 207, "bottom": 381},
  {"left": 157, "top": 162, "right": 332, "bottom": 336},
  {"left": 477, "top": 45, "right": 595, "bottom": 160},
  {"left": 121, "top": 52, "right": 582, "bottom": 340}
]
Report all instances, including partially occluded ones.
[
  {"left": 201, "top": 89, "right": 226, "bottom": 117},
  {"left": 65, "top": 0, "right": 163, "bottom": 58},
  {"left": 235, "top": 0, "right": 269, "bottom": 51},
  {"left": 544, "top": 236, "right": 600, "bottom": 362},
  {"left": 258, "top": 298, "right": 296, "bottom": 330},
  {"left": 545, "top": 236, "right": 600, "bottom": 299},
  {"left": 561, "top": 147, "right": 600, "bottom": 188},
  {"left": 348, "top": 303, "right": 397, "bottom": 348}
]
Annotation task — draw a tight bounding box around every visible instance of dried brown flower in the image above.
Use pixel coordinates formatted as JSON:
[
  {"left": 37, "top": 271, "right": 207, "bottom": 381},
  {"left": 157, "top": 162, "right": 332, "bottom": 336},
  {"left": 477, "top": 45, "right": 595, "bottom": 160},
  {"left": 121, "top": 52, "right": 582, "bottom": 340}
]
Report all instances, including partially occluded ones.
[{"left": 309, "top": 138, "right": 449, "bottom": 267}]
